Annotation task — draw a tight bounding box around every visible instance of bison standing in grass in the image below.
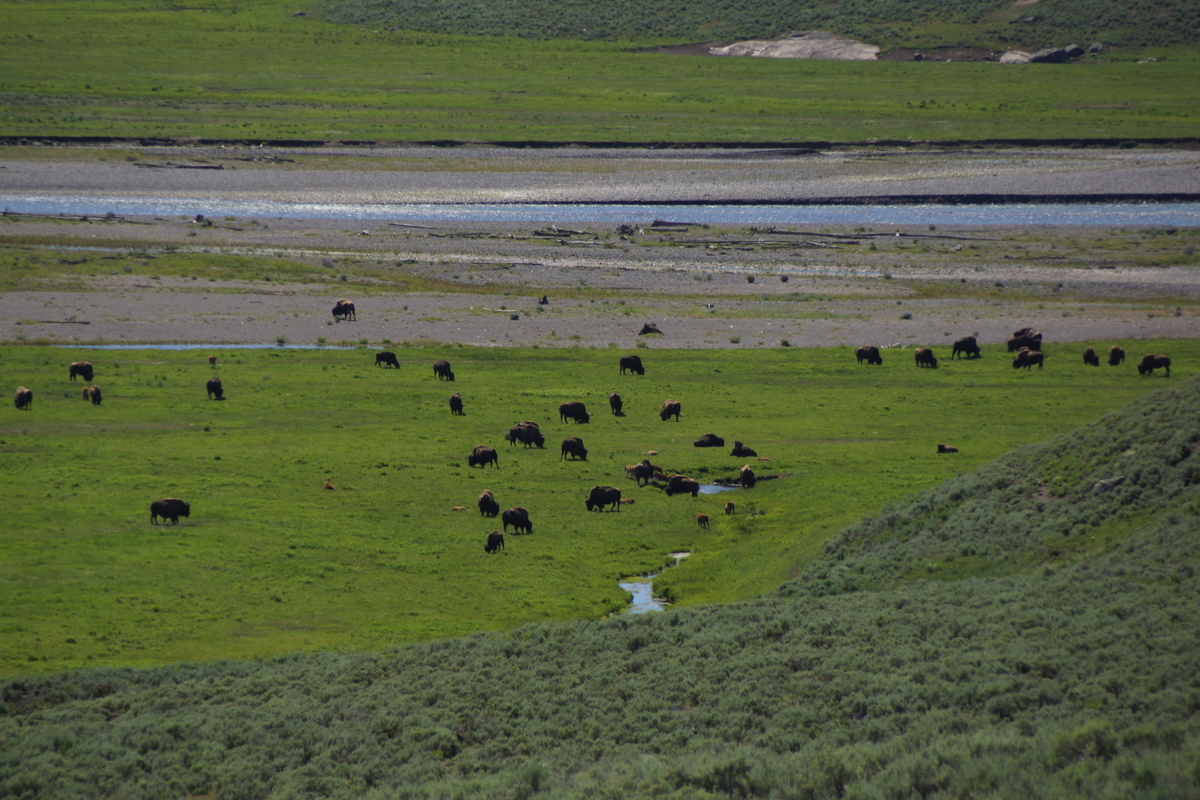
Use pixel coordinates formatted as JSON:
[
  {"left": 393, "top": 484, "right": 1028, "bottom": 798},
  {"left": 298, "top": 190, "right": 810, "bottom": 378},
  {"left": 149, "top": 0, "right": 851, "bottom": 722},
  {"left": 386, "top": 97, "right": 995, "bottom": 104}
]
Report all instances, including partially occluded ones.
[
  {"left": 1137, "top": 354, "right": 1171, "bottom": 377},
  {"left": 507, "top": 422, "right": 544, "bottom": 448},
  {"left": 14, "top": 386, "right": 32, "bottom": 410},
  {"left": 206, "top": 377, "right": 224, "bottom": 400},
  {"left": 449, "top": 392, "right": 464, "bottom": 415},
  {"left": 478, "top": 489, "right": 500, "bottom": 518},
  {"left": 619, "top": 355, "right": 645, "bottom": 375},
  {"left": 502, "top": 507, "right": 533, "bottom": 534},
  {"left": 665, "top": 475, "right": 700, "bottom": 497},
  {"left": 69, "top": 361, "right": 94, "bottom": 382},
  {"left": 433, "top": 360, "right": 455, "bottom": 381},
  {"left": 660, "top": 399, "right": 682, "bottom": 422},
  {"left": 1109, "top": 346, "right": 1126, "bottom": 366},
  {"left": 739, "top": 465, "right": 757, "bottom": 488},
  {"left": 468, "top": 445, "right": 499, "bottom": 468},
  {"left": 375, "top": 351, "right": 400, "bottom": 368},
  {"left": 952, "top": 337, "right": 980, "bottom": 359},
  {"left": 585, "top": 485, "right": 622, "bottom": 511},
  {"left": 561, "top": 437, "right": 588, "bottom": 461},
  {"left": 609, "top": 392, "right": 623, "bottom": 416},
  {"left": 558, "top": 401, "right": 590, "bottom": 424},
  {"left": 1083, "top": 347, "right": 1100, "bottom": 367},
  {"left": 150, "top": 498, "right": 190, "bottom": 525},
  {"left": 914, "top": 348, "right": 938, "bottom": 369},
  {"left": 1013, "top": 349, "right": 1045, "bottom": 370},
  {"left": 484, "top": 531, "right": 505, "bottom": 554},
  {"left": 855, "top": 346, "right": 883, "bottom": 365}
]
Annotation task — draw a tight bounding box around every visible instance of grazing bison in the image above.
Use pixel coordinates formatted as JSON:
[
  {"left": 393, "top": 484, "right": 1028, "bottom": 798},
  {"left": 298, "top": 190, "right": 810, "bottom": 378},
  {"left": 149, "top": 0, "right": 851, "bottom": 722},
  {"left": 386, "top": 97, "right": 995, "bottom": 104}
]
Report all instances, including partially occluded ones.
[
  {"left": 507, "top": 422, "right": 545, "bottom": 449},
  {"left": 937, "top": 444, "right": 959, "bottom": 454},
  {"left": 1137, "top": 354, "right": 1171, "bottom": 377},
  {"left": 639, "top": 323, "right": 662, "bottom": 336},
  {"left": 1082, "top": 347, "right": 1100, "bottom": 367},
  {"left": 449, "top": 392, "right": 464, "bottom": 415},
  {"left": 1007, "top": 335, "right": 1042, "bottom": 353},
  {"left": 1013, "top": 327, "right": 1039, "bottom": 339},
  {"left": 1108, "top": 346, "right": 1126, "bottom": 366},
  {"left": 730, "top": 441, "right": 757, "bottom": 458},
  {"left": 501, "top": 507, "right": 532, "bottom": 534},
  {"left": 739, "top": 465, "right": 757, "bottom": 488},
  {"left": 609, "top": 391, "right": 623, "bottom": 415},
  {"left": 14, "top": 386, "right": 33, "bottom": 410},
  {"left": 433, "top": 360, "right": 455, "bottom": 381},
  {"left": 206, "top": 377, "right": 224, "bottom": 400},
  {"left": 660, "top": 399, "right": 682, "bottom": 422},
  {"left": 619, "top": 355, "right": 645, "bottom": 375},
  {"left": 914, "top": 348, "right": 939, "bottom": 369},
  {"left": 694, "top": 433, "right": 724, "bottom": 448},
  {"left": 208, "top": 355, "right": 217, "bottom": 369},
  {"left": 561, "top": 437, "right": 588, "bottom": 461},
  {"left": 332, "top": 299, "right": 356, "bottom": 321},
  {"left": 484, "top": 530, "right": 505, "bottom": 554},
  {"left": 468, "top": 445, "right": 499, "bottom": 468},
  {"left": 696, "top": 513, "right": 710, "bottom": 529},
  {"left": 585, "top": 485, "right": 622, "bottom": 511},
  {"left": 1013, "top": 349, "right": 1045, "bottom": 370},
  {"left": 855, "top": 346, "right": 883, "bottom": 365},
  {"left": 150, "top": 498, "right": 190, "bottom": 525},
  {"left": 665, "top": 474, "right": 700, "bottom": 497},
  {"left": 724, "top": 501, "right": 735, "bottom": 515},
  {"left": 629, "top": 459, "right": 657, "bottom": 486},
  {"left": 69, "top": 361, "right": 94, "bottom": 382},
  {"left": 88, "top": 385, "right": 102, "bottom": 405},
  {"left": 952, "top": 337, "right": 980, "bottom": 359},
  {"left": 478, "top": 489, "right": 500, "bottom": 518},
  {"left": 558, "top": 401, "right": 591, "bottom": 424},
  {"left": 375, "top": 351, "right": 400, "bottom": 369}
]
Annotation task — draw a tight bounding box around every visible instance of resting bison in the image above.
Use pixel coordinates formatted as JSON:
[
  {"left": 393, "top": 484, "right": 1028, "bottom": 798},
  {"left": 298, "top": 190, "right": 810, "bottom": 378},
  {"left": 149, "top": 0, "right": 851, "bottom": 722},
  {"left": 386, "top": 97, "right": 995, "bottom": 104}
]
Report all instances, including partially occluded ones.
[
  {"left": 585, "top": 485, "right": 622, "bottom": 511},
  {"left": 501, "top": 507, "right": 532, "bottom": 534},
  {"left": 660, "top": 399, "right": 682, "bottom": 422},
  {"left": 609, "top": 392, "right": 623, "bottom": 415},
  {"left": 478, "top": 489, "right": 500, "bottom": 518},
  {"left": 433, "top": 360, "right": 455, "bottom": 381},
  {"left": 665, "top": 474, "right": 700, "bottom": 497},
  {"left": 639, "top": 323, "right": 662, "bottom": 336},
  {"left": 914, "top": 348, "right": 938, "bottom": 369},
  {"left": 88, "top": 385, "right": 102, "bottom": 405},
  {"left": 694, "top": 433, "right": 724, "bottom": 448},
  {"left": 375, "top": 351, "right": 400, "bottom": 369},
  {"left": 558, "top": 401, "right": 590, "bottom": 424},
  {"left": 1013, "top": 327, "right": 1039, "bottom": 339},
  {"left": 855, "top": 346, "right": 883, "bottom": 365},
  {"left": 1109, "top": 346, "right": 1125, "bottom": 366},
  {"left": 952, "top": 337, "right": 980, "bottom": 359},
  {"left": 1007, "top": 335, "right": 1042, "bottom": 353},
  {"left": 560, "top": 437, "right": 588, "bottom": 461},
  {"left": 468, "top": 445, "right": 499, "bottom": 468},
  {"left": 14, "top": 386, "right": 32, "bottom": 410},
  {"left": 484, "top": 530, "right": 505, "bottom": 554},
  {"left": 69, "top": 361, "right": 94, "bottom": 382},
  {"left": 332, "top": 299, "right": 356, "bottom": 321},
  {"left": 730, "top": 441, "right": 757, "bottom": 458},
  {"left": 619, "top": 355, "right": 645, "bottom": 375},
  {"left": 206, "top": 377, "right": 224, "bottom": 400},
  {"left": 937, "top": 443, "right": 959, "bottom": 454},
  {"left": 1013, "top": 349, "right": 1045, "bottom": 370},
  {"left": 449, "top": 392, "right": 464, "bottom": 415},
  {"left": 739, "top": 465, "right": 756, "bottom": 488},
  {"left": 150, "top": 498, "right": 190, "bottom": 525},
  {"left": 1082, "top": 347, "right": 1100, "bottom": 367},
  {"left": 1137, "top": 354, "right": 1171, "bottom": 377}
]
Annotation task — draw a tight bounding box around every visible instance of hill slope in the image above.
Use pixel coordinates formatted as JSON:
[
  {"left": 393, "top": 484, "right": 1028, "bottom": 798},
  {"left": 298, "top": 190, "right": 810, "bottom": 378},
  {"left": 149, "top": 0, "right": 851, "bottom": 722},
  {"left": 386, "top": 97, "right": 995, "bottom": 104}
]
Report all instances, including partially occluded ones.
[{"left": 2, "top": 378, "right": 1198, "bottom": 799}]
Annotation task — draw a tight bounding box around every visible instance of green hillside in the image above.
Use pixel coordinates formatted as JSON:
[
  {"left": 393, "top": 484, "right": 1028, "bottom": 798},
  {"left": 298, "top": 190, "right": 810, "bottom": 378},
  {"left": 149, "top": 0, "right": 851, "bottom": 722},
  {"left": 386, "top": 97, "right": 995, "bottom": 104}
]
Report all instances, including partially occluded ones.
[{"left": 3, "top": 377, "right": 1197, "bottom": 799}]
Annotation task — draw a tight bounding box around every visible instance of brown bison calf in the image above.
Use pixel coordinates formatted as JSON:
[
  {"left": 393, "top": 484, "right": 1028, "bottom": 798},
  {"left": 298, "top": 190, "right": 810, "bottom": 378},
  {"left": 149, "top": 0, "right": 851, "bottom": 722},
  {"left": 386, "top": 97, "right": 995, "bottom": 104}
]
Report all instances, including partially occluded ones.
[
  {"left": 937, "top": 444, "right": 959, "bottom": 454},
  {"left": 208, "top": 355, "right": 217, "bottom": 368},
  {"left": 696, "top": 513, "right": 710, "bottom": 529}
]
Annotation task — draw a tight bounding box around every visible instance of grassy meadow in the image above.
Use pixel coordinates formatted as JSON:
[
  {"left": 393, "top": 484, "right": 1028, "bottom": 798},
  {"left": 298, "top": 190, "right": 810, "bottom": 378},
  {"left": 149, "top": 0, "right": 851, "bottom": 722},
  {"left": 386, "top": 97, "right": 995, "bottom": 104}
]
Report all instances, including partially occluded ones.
[{"left": 2, "top": 339, "right": 1195, "bottom": 679}]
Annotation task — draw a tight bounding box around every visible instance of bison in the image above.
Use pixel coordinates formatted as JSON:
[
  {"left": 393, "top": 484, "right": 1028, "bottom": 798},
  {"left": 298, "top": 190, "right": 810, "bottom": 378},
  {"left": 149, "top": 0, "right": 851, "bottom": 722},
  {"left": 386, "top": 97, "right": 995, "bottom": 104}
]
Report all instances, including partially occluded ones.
[
  {"left": 665, "top": 474, "right": 700, "bottom": 497},
  {"left": 639, "top": 323, "right": 662, "bottom": 336},
  {"left": 507, "top": 422, "right": 545, "bottom": 449},
  {"left": 468, "top": 445, "right": 499, "bottom": 468},
  {"left": 208, "top": 355, "right": 217, "bottom": 368},
  {"left": 609, "top": 392, "right": 623, "bottom": 416},
  {"left": 1082, "top": 347, "right": 1100, "bottom": 367},
  {"left": 561, "top": 437, "right": 588, "bottom": 461},
  {"left": 69, "top": 361, "right": 94, "bottom": 382},
  {"left": 14, "top": 386, "right": 32, "bottom": 410},
  {"left": 629, "top": 459, "right": 657, "bottom": 486},
  {"left": 660, "top": 399, "right": 682, "bottom": 422},
  {"left": 88, "top": 385, "right": 102, "bottom": 405},
  {"left": 375, "top": 351, "right": 400, "bottom": 369},
  {"left": 1137, "top": 354, "right": 1171, "bottom": 377},
  {"left": 206, "top": 377, "right": 224, "bottom": 400},
  {"left": 332, "top": 299, "right": 356, "bottom": 321},
  {"left": 619, "top": 355, "right": 645, "bottom": 375},
  {"left": 1013, "top": 327, "right": 1039, "bottom": 339},
  {"left": 730, "top": 441, "right": 757, "bottom": 458},
  {"left": 855, "top": 346, "right": 883, "bottom": 365},
  {"left": 1007, "top": 334, "right": 1042, "bottom": 352},
  {"left": 433, "top": 360, "right": 455, "bottom": 381},
  {"left": 694, "top": 433, "right": 724, "bottom": 448},
  {"left": 558, "top": 401, "right": 590, "bottom": 424},
  {"left": 150, "top": 498, "right": 190, "bottom": 525},
  {"left": 724, "top": 501, "right": 735, "bottom": 515},
  {"left": 937, "top": 443, "right": 959, "bottom": 454},
  {"left": 1013, "top": 349, "right": 1045, "bottom": 370},
  {"left": 449, "top": 392, "right": 464, "bottom": 415},
  {"left": 501, "top": 507, "right": 532, "bottom": 534},
  {"left": 914, "top": 348, "right": 938, "bottom": 369},
  {"left": 952, "top": 336, "right": 980, "bottom": 359},
  {"left": 478, "top": 489, "right": 500, "bottom": 518},
  {"left": 697, "top": 513, "right": 710, "bottom": 529},
  {"left": 585, "top": 485, "right": 622, "bottom": 511},
  {"left": 1109, "top": 346, "right": 1126, "bottom": 366},
  {"left": 484, "top": 530, "right": 505, "bottom": 554},
  {"left": 739, "top": 465, "right": 757, "bottom": 488}
]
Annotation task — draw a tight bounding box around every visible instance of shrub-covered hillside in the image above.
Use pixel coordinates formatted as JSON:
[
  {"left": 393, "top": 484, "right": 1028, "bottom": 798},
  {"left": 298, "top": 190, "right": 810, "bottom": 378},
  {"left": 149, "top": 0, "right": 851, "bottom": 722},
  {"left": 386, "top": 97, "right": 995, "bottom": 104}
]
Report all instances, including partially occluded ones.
[
  {"left": 322, "top": 0, "right": 1200, "bottom": 49},
  {"left": 2, "top": 378, "right": 1198, "bottom": 799}
]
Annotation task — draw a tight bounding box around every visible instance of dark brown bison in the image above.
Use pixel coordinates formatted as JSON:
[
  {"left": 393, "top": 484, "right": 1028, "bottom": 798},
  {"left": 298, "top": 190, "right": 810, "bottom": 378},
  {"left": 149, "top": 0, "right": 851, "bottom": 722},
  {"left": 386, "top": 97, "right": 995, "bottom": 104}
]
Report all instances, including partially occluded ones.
[
  {"left": 501, "top": 507, "right": 532, "bottom": 534},
  {"left": 1137, "top": 354, "right": 1171, "bottom": 376},
  {"left": 1082, "top": 347, "right": 1100, "bottom": 367},
  {"left": 478, "top": 489, "right": 500, "bottom": 518},
  {"left": 468, "top": 445, "right": 499, "bottom": 468},
  {"left": 619, "top": 355, "right": 645, "bottom": 375},
  {"left": 937, "top": 443, "right": 959, "bottom": 454},
  {"left": 730, "top": 441, "right": 757, "bottom": 458},
  {"left": 696, "top": 513, "right": 710, "bottom": 529},
  {"left": 694, "top": 433, "right": 724, "bottom": 448},
  {"left": 375, "top": 351, "right": 400, "bottom": 368},
  {"left": 1007, "top": 335, "right": 1042, "bottom": 352},
  {"left": 558, "top": 401, "right": 590, "bottom": 424},
  {"left": 449, "top": 392, "right": 464, "bottom": 415},
  {"left": 560, "top": 437, "right": 588, "bottom": 461},
  {"left": 660, "top": 399, "right": 682, "bottom": 422},
  {"left": 665, "top": 474, "right": 700, "bottom": 497},
  {"left": 855, "top": 346, "right": 883, "bottom": 365},
  {"left": 586, "top": 485, "right": 622, "bottom": 511},
  {"left": 332, "top": 299, "right": 356, "bottom": 321},
  {"left": 433, "top": 360, "right": 454, "bottom": 381},
  {"left": 14, "top": 386, "right": 32, "bottom": 410},
  {"left": 639, "top": 323, "right": 662, "bottom": 336},
  {"left": 739, "top": 465, "right": 757, "bottom": 488},
  {"left": 206, "top": 377, "right": 224, "bottom": 400},
  {"left": 724, "top": 501, "right": 735, "bottom": 515},
  {"left": 88, "top": 385, "right": 102, "bottom": 405},
  {"left": 208, "top": 355, "right": 217, "bottom": 368},
  {"left": 608, "top": 391, "right": 623, "bottom": 416},
  {"left": 1013, "top": 327, "right": 1039, "bottom": 339},
  {"left": 69, "top": 361, "right": 94, "bottom": 382},
  {"left": 914, "top": 348, "right": 938, "bottom": 369},
  {"left": 150, "top": 497, "right": 190, "bottom": 525},
  {"left": 1109, "top": 346, "right": 1126, "bottom": 366},
  {"left": 484, "top": 531, "right": 505, "bottom": 554},
  {"left": 1013, "top": 349, "right": 1045, "bottom": 370},
  {"left": 629, "top": 459, "right": 657, "bottom": 486},
  {"left": 952, "top": 337, "right": 980, "bottom": 359},
  {"left": 507, "top": 422, "right": 544, "bottom": 448}
]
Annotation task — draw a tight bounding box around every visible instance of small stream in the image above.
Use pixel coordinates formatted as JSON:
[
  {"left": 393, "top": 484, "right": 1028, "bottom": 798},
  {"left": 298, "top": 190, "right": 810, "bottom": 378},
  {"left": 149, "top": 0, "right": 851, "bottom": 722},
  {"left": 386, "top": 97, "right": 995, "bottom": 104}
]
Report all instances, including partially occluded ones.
[{"left": 619, "top": 552, "right": 691, "bottom": 614}]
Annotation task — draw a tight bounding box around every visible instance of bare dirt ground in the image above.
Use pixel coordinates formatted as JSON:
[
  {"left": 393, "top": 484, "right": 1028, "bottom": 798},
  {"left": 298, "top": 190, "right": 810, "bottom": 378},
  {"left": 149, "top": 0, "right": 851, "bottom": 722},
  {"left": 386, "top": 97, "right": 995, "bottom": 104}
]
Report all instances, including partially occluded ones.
[{"left": 1, "top": 144, "right": 1198, "bottom": 350}]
